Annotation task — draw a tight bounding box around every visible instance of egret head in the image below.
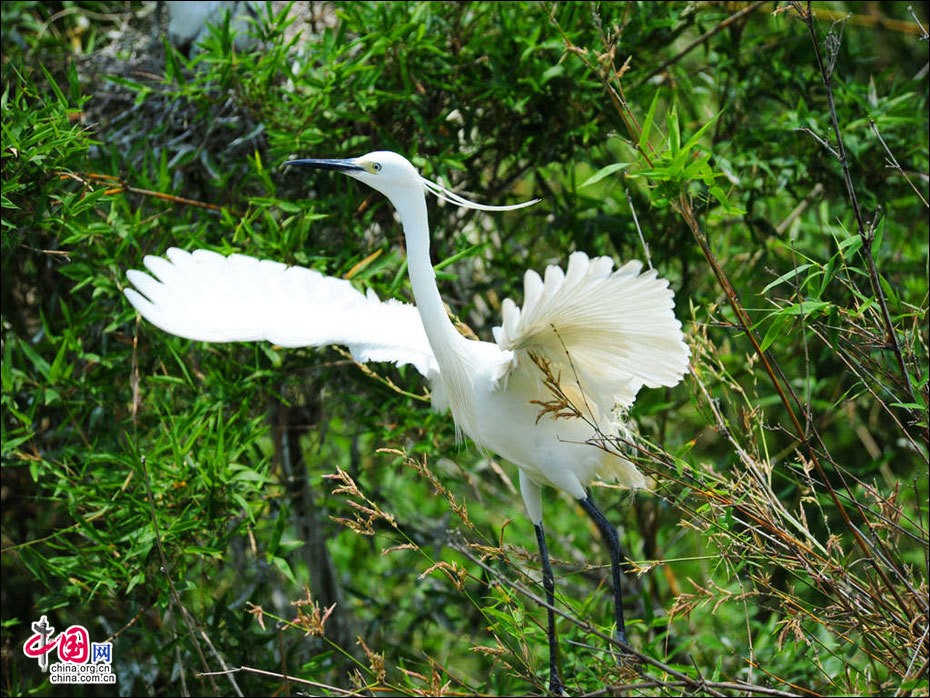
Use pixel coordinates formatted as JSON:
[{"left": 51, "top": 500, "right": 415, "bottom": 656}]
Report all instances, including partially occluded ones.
[
  {"left": 286, "top": 151, "right": 428, "bottom": 211},
  {"left": 286, "top": 151, "right": 539, "bottom": 213}
]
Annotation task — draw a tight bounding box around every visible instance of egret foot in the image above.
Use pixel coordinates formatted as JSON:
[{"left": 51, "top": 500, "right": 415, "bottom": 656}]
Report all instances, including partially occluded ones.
[
  {"left": 578, "top": 496, "right": 634, "bottom": 661},
  {"left": 548, "top": 674, "right": 566, "bottom": 696},
  {"left": 534, "top": 522, "right": 566, "bottom": 695}
]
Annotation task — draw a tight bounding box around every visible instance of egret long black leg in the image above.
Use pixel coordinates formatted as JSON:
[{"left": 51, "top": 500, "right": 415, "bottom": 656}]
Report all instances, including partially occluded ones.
[
  {"left": 578, "top": 496, "right": 629, "bottom": 647},
  {"left": 533, "top": 522, "right": 564, "bottom": 695}
]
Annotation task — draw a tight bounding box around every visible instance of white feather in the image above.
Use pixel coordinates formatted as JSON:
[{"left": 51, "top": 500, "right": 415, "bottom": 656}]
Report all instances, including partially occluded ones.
[
  {"left": 493, "top": 251, "right": 690, "bottom": 419},
  {"left": 124, "top": 247, "right": 438, "bottom": 377}
]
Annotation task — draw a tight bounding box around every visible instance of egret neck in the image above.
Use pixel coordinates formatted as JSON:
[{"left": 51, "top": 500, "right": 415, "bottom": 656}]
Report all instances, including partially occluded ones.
[{"left": 387, "top": 185, "right": 472, "bottom": 366}]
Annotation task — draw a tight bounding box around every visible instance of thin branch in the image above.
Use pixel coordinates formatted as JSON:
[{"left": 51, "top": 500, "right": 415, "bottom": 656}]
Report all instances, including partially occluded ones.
[
  {"left": 56, "top": 170, "right": 231, "bottom": 215},
  {"left": 198, "top": 665, "right": 357, "bottom": 695},
  {"left": 626, "top": 187, "right": 652, "bottom": 269},
  {"left": 775, "top": 183, "right": 824, "bottom": 235},
  {"left": 868, "top": 118, "right": 929, "bottom": 208},
  {"left": 795, "top": 2, "right": 918, "bottom": 414},
  {"left": 634, "top": 1, "right": 769, "bottom": 89},
  {"left": 908, "top": 4, "right": 930, "bottom": 41},
  {"left": 795, "top": 126, "right": 840, "bottom": 159}
]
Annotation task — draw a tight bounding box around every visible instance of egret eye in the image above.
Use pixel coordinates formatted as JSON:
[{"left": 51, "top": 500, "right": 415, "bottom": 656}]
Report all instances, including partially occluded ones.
[{"left": 371, "top": 162, "right": 382, "bottom": 173}]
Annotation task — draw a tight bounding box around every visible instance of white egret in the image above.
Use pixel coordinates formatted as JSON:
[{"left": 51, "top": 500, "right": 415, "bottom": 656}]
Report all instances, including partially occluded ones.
[
  {"left": 124, "top": 151, "right": 690, "bottom": 693},
  {"left": 164, "top": 1, "right": 260, "bottom": 53}
]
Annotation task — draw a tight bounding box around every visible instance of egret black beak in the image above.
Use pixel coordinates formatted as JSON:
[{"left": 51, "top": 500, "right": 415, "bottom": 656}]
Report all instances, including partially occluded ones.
[{"left": 285, "top": 158, "right": 365, "bottom": 172}]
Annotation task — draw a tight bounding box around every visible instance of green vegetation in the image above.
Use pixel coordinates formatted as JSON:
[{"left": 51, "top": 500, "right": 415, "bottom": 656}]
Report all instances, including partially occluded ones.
[{"left": 2, "top": 2, "right": 927, "bottom": 695}]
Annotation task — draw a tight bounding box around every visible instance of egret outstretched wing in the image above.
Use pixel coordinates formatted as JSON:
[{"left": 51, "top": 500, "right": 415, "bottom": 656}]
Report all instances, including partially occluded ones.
[
  {"left": 492, "top": 251, "right": 690, "bottom": 419},
  {"left": 124, "top": 247, "right": 438, "bottom": 377}
]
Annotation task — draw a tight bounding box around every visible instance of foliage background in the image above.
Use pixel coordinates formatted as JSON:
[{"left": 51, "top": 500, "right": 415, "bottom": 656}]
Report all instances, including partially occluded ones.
[{"left": 2, "top": 1, "right": 927, "bottom": 696}]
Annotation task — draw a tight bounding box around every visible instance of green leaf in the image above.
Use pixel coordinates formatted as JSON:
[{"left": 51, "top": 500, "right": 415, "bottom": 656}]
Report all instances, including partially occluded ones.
[
  {"left": 760, "top": 313, "right": 790, "bottom": 352},
  {"left": 761, "top": 264, "right": 814, "bottom": 293},
  {"left": 269, "top": 555, "right": 298, "bottom": 585},
  {"left": 639, "top": 91, "right": 661, "bottom": 150},
  {"left": 579, "top": 162, "right": 631, "bottom": 189},
  {"left": 782, "top": 300, "right": 833, "bottom": 317},
  {"left": 667, "top": 104, "right": 681, "bottom": 157}
]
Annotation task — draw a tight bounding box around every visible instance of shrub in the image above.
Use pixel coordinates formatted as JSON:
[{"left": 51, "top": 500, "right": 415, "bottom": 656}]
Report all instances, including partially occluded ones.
[{"left": 2, "top": 2, "right": 926, "bottom": 695}]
